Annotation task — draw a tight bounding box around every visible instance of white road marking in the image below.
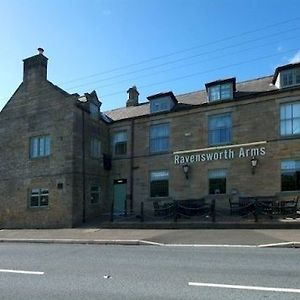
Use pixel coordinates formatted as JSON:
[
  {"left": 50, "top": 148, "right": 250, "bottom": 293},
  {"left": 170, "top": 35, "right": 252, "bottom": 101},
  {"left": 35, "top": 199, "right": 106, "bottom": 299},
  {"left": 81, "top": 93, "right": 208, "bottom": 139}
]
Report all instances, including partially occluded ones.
[
  {"left": 0, "top": 269, "right": 44, "bottom": 275},
  {"left": 165, "top": 244, "right": 256, "bottom": 248},
  {"left": 188, "top": 282, "right": 300, "bottom": 293}
]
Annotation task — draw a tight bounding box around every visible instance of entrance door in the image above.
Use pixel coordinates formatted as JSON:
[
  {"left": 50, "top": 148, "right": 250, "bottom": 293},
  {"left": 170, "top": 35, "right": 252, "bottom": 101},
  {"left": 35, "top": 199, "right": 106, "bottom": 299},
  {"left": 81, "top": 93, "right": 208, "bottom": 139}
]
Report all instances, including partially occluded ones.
[{"left": 113, "top": 179, "right": 127, "bottom": 215}]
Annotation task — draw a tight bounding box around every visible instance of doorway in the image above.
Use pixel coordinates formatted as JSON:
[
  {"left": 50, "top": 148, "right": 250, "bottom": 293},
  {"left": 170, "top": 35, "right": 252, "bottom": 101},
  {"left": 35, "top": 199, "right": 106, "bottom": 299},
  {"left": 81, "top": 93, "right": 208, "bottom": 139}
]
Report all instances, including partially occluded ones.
[{"left": 113, "top": 179, "right": 127, "bottom": 215}]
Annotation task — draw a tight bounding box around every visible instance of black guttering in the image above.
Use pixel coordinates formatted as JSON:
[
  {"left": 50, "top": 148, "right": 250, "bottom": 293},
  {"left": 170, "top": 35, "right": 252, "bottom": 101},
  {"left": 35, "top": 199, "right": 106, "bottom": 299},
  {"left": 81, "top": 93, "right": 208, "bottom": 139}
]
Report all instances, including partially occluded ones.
[{"left": 272, "top": 62, "right": 300, "bottom": 84}]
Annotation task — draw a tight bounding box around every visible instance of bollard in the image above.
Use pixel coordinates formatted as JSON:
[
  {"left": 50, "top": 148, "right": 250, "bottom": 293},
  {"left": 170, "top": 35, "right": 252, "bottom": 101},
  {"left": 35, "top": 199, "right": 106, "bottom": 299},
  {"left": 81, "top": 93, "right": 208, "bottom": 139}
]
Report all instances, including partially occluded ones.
[{"left": 140, "top": 201, "right": 144, "bottom": 223}]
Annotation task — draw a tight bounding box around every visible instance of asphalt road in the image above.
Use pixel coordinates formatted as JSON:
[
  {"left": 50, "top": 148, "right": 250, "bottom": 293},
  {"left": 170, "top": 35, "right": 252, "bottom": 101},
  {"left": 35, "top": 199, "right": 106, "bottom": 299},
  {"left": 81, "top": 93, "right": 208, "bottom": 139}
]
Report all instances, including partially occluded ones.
[{"left": 0, "top": 243, "right": 299, "bottom": 299}]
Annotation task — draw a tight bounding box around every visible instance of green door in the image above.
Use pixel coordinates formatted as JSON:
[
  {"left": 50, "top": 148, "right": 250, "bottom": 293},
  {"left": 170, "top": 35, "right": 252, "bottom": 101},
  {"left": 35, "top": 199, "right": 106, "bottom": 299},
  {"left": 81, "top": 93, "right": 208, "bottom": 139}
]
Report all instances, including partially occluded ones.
[{"left": 113, "top": 179, "right": 127, "bottom": 215}]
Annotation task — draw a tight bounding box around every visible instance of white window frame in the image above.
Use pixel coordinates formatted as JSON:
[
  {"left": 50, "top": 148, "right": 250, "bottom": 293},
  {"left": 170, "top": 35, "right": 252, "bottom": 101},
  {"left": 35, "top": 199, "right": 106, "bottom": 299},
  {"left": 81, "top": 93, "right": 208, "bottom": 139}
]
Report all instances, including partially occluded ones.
[
  {"left": 150, "top": 170, "right": 169, "bottom": 198},
  {"left": 208, "top": 83, "right": 233, "bottom": 101},
  {"left": 280, "top": 102, "right": 300, "bottom": 136},
  {"left": 30, "top": 135, "right": 51, "bottom": 158},
  {"left": 208, "top": 169, "right": 227, "bottom": 194},
  {"left": 208, "top": 113, "right": 232, "bottom": 146},
  {"left": 150, "top": 123, "right": 170, "bottom": 153},
  {"left": 113, "top": 131, "right": 128, "bottom": 156},
  {"left": 29, "top": 188, "right": 49, "bottom": 207},
  {"left": 280, "top": 68, "right": 300, "bottom": 88}
]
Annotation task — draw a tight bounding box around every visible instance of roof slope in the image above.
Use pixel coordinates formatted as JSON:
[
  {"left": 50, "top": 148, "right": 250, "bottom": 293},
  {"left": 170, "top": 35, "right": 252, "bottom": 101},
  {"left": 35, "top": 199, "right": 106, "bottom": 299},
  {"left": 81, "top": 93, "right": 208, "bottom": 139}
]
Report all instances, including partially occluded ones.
[{"left": 105, "top": 75, "right": 276, "bottom": 121}]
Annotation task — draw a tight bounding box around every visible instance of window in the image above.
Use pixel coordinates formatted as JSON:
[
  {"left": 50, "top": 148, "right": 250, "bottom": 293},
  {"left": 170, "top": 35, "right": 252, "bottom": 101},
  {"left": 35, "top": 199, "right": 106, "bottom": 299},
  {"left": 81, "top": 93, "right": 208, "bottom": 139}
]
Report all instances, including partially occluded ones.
[
  {"left": 281, "top": 160, "right": 300, "bottom": 191},
  {"left": 280, "top": 102, "right": 300, "bottom": 136},
  {"left": 90, "top": 186, "right": 101, "bottom": 204},
  {"left": 150, "top": 170, "right": 169, "bottom": 197},
  {"left": 150, "top": 123, "right": 170, "bottom": 153},
  {"left": 150, "top": 99, "right": 171, "bottom": 113},
  {"left": 281, "top": 68, "right": 300, "bottom": 88},
  {"left": 208, "top": 83, "right": 233, "bottom": 101},
  {"left": 30, "top": 188, "right": 49, "bottom": 207},
  {"left": 209, "top": 169, "right": 227, "bottom": 194},
  {"left": 208, "top": 113, "right": 232, "bottom": 145},
  {"left": 91, "top": 138, "right": 101, "bottom": 158},
  {"left": 30, "top": 135, "right": 50, "bottom": 158},
  {"left": 113, "top": 131, "right": 127, "bottom": 155}
]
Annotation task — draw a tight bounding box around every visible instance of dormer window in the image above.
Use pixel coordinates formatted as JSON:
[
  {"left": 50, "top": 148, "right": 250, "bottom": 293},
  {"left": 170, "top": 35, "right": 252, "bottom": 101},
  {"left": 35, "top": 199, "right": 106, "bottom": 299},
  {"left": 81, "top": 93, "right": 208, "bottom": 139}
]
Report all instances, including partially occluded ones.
[
  {"left": 205, "top": 78, "right": 236, "bottom": 102},
  {"left": 281, "top": 68, "right": 300, "bottom": 87},
  {"left": 273, "top": 63, "right": 300, "bottom": 89},
  {"left": 147, "top": 92, "right": 178, "bottom": 114}
]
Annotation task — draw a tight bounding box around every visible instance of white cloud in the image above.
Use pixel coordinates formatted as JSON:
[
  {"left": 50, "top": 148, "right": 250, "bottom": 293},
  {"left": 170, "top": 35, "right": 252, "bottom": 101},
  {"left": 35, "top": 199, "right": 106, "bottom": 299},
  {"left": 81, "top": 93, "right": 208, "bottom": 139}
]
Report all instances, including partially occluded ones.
[{"left": 288, "top": 50, "right": 300, "bottom": 63}]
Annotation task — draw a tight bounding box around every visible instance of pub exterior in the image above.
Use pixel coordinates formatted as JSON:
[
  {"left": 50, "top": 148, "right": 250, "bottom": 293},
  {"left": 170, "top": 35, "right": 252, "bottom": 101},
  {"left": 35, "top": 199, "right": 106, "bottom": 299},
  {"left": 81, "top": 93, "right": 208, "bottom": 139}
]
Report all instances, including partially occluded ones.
[{"left": 0, "top": 50, "right": 299, "bottom": 228}]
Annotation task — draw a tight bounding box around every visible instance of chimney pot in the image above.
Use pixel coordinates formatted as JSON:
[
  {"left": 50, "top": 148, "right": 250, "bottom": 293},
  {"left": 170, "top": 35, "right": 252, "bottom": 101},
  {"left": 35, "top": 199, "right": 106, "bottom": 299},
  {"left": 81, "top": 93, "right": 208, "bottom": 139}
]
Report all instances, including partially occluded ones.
[{"left": 37, "top": 48, "right": 44, "bottom": 55}]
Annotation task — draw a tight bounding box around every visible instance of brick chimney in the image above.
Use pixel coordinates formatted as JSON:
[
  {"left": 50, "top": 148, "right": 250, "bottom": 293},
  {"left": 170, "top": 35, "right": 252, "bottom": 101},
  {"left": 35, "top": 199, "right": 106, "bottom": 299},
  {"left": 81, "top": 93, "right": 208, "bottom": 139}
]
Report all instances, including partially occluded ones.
[
  {"left": 126, "top": 86, "right": 139, "bottom": 107},
  {"left": 23, "top": 48, "right": 48, "bottom": 85}
]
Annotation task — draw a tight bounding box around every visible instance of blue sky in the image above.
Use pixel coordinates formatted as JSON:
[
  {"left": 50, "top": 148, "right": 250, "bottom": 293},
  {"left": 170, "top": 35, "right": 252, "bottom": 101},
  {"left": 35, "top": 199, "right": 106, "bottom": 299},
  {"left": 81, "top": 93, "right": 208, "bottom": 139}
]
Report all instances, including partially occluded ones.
[{"left": 0, "top": 0, "right": 300, "bottom": 112}]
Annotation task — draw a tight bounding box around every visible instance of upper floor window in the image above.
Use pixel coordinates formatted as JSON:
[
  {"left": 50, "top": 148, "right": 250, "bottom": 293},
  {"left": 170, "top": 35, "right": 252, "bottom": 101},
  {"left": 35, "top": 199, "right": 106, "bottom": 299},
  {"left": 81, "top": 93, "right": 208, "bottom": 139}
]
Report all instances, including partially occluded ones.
[
  {"left": 208, "top": 113, "right": 232, "bottom": 146},
  {"left": 91, "top": 138, "right": 101, "bottom": 158},
  {"left": 150, "top": 170, "right": 169, "bottom": 198},
  {"left": 29, "top": 188, "right": 49, "bottom": 207},
  {"left": 281, "top": 68, "right": 300, "bottom": 88},
  {"left": 113, "top": 131, "right": 127, "bottom": 155},
  {"left": 280, "top": 102, "right": 300, "bottom": 136},
  {"left": 150, "top": 99, "right": 171, "bottom": 113},
  {"left": 30, "top": 135, "right": 50, "bottom": 158},
  {"left": 148, "top": 92, "right": 178, "bottom": 114},
  {"left": 281, "top": 160, "right": 300, "bottom": 191},
  {"left": 150, "top": 123, "right": 170, "bottom": 153},
  {"left": 208, "top": 83, "right": 233, "bottom": 101}
]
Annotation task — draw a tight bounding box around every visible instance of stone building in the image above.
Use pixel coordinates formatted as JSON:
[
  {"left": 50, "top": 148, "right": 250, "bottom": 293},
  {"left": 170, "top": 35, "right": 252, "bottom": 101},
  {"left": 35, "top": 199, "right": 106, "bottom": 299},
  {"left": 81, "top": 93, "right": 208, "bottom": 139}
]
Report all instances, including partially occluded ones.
[
  {"left": 0, "top": 49, "right": 110, "bottom": 228},
  {"left": 0, "top": 50, "right": 299, "bottom": 228}
]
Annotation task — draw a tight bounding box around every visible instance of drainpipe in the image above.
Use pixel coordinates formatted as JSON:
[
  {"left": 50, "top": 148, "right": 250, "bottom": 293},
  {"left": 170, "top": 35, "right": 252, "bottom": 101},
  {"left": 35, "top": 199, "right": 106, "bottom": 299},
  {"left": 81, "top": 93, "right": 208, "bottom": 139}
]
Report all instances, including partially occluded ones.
[
  {"left": 82, "top": 109, "right": 86, "bottom": 223},
  {"left": 129, "top": 118, "right": 135, "bottom": 213},
  {"left": 78, "top": 96, "right": 88, "bottom": 223}
]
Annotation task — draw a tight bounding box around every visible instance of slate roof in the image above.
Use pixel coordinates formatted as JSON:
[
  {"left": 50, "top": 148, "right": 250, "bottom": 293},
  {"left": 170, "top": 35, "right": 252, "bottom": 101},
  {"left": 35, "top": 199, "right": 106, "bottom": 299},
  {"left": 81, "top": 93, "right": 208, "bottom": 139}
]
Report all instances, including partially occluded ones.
[{"left": 105, "top": 75, "right": 277, "bottom": 121}]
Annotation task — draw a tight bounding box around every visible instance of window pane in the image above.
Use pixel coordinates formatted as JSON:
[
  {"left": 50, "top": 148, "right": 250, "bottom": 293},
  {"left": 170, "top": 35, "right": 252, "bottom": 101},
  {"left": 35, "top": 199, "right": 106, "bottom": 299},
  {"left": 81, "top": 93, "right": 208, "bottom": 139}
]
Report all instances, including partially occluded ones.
[
  {"left": 281, "top": 160, "right": 300, "bottom": 191},
  {"left": 30, "top": 196, "right": 39, "bottom": 207},
  {"left": 209, "top": 86, "right": 220, "bottom": 101},
  {"left": 208, "top": 114, "right": 231, "bottom": 145},
  {"left": 150, "top": 124, "right": 170, "bottom": 153},
  {"left": 220, "top": 84, "right": 232, "bottom": 99},
  {"left": 30, "top": 138, "right": 39, "bottom": 158},
  {"left": 44, "top": 137, "right": 50, "bottom": 156},
  {"left": 150, "top": 171, "right": 169, "bottom": 197}
]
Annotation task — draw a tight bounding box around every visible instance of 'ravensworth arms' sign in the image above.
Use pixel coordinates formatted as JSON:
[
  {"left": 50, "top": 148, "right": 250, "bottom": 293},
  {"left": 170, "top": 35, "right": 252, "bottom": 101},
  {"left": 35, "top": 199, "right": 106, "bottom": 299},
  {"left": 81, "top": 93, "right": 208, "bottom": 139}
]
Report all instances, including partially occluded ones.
[{"left": 174, "top": 141, "right": 267, "bottom": 165}]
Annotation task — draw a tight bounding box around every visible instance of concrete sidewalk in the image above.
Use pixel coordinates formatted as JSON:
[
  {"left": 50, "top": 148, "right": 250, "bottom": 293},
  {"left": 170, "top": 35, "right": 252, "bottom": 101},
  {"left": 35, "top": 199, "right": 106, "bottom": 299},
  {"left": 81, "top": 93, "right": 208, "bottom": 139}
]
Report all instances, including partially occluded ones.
[{"left": 0, "top": 228, "right": 299, "bottom": 247}]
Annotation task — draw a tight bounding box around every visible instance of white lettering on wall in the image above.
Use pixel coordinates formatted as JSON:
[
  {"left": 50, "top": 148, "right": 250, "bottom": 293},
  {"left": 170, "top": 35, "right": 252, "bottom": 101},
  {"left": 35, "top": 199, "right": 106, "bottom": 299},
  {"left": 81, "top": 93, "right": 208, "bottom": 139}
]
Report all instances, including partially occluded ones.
[{"left": 174, "top": 146, "right": 266, "bottom": 165}]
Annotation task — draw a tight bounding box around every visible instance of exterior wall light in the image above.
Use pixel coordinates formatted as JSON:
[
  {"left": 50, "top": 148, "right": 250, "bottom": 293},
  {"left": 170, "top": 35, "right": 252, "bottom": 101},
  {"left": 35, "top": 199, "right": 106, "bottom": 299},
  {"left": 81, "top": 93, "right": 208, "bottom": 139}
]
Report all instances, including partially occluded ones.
[
  {"left": 251, "top": 157, "right": 258, "bottom": 174},
  {"left": 183, "top": 163, "right": 189, "bottom": 179}
]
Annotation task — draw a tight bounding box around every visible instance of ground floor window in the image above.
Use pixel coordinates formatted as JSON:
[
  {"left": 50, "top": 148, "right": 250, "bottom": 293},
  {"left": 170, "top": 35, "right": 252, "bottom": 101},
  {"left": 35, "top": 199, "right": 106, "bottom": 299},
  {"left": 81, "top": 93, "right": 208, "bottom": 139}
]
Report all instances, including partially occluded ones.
[
  {"left": 90, "top": 186, "right": 101, "bottom": 204},
  {"left": 208, "top": 169, "right": 227, "bottom": 194},
  {"left": 30, "top": 188, "right": 49, "bottom": 207},
  {"left": 281, "top": 160, "right": 300, "bottom": 191},
  {"left": 150, "top": 170, "right": 169, "bottom": 197}
]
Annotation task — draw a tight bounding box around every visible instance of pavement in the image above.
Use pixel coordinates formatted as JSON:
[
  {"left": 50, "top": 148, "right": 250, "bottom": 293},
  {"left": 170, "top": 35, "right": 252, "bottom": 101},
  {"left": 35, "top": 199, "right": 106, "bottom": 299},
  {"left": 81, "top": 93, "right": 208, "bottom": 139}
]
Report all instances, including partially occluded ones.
[{"left": 0, "top": 227, "right": 299, "bottom": 248}]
